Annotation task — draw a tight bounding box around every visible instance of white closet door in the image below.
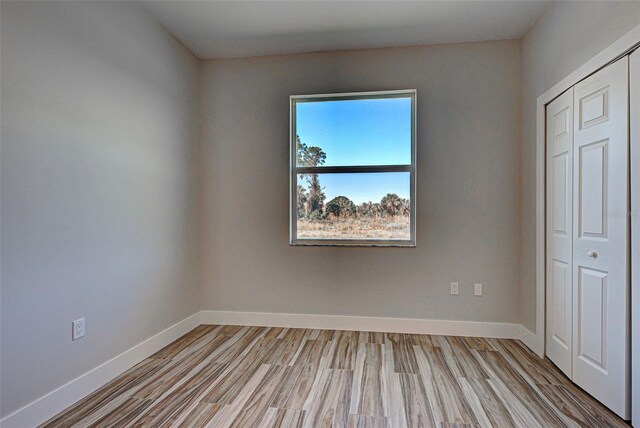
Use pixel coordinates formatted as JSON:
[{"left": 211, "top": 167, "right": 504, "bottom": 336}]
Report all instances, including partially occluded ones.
[
  {"left": 545, "top": 88, "right": 574, "bottom": 377},
  {"left": 630, "top": 49, "right": 639, "bottom": 428},
  {"left": 572, "top": 56, "right": 629, "bottom": 419}
]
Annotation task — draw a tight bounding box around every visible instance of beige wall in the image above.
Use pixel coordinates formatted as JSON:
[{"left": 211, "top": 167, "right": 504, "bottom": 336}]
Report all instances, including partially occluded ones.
[
  {"left": 519, "top": 1, "right": 640, "bottom": 332},
  {"left": 199, "top": 41, "right": 522, "bottom": 324},
  {"left": 5, "top": 0, "right": 638, "bottom": 418},
  {"left": 0, "top": 1, "right": 200, "bottom": 416}
]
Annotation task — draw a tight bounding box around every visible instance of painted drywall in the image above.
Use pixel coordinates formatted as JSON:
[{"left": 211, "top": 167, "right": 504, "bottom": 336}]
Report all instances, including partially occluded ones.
[
  {"left": 519, "top": 1, "right": 640, "bottom": 332},
  {"left": 199, "top": 41, "right": 521, "bottom": 324},
  {"left": 0, "top": 1, "right": 200, "bottom": 417}
]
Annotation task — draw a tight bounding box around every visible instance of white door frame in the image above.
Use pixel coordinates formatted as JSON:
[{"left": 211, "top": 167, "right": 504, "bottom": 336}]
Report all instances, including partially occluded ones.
[
  {"left": 630, "top": 49, "right": 640, "bottom": 427},
  {"left": 534, "top": 24, "right": 640, "bottom": 421}
]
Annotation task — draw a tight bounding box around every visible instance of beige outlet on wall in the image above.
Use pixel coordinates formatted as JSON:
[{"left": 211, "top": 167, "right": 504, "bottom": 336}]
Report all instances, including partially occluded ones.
[
  {"left": 450, "top": 282, "right": 459, "bottom": 295},
  {"left": 72, "top": 318, "right": 85, "bottom": 341},
  {"left": 474, "top": 283, "right": 483, "bottom": 296}
]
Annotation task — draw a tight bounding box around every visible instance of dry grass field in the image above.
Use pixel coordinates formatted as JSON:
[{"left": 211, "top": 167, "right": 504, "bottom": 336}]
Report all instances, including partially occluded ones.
[{"left": 297, "top": 216, "right": 410, "bottom": 240}]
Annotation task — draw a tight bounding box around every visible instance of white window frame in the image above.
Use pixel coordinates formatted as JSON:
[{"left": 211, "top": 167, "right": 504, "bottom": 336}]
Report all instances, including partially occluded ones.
[{"left": 289, "top": 89, "right": 417, "bottom": 247}]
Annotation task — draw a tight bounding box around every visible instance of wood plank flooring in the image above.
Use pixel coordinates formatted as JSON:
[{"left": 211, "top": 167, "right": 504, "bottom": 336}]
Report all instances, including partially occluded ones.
[{"left": 40, "top": 325, "right": 629, "bottom": 427}]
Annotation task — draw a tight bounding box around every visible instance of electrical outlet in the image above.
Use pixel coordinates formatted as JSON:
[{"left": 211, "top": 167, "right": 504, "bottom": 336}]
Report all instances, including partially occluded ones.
[
  {"left": 474, "top": 283, "right": 483, "bottom": 296},
  {"left": 72, "top": 318, "right": 85, "bottom": 341},
  {"left": 450, "top": 282, "right": 459, "bottom": 295}
]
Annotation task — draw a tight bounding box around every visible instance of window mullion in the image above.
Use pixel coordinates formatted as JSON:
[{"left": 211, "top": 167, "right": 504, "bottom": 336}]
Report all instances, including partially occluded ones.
[{"left": 295, "top": 165, "right": 412, "bottom": 174}]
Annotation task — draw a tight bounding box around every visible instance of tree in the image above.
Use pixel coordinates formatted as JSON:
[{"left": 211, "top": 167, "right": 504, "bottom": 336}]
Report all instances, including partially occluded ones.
[
  {"left": 381, "top": 193, "right": 404, "bottom": 216},
  {"left": 296, "top": 135, "right": 326, "bottom": 168},
  {"left": 326, "top": 196, "right": 356, "bottom": 218},
  {"left": 296, "top": 185, "right": 308, "bottom": 218},
  {"left": 371, "top": 203, "right": 383, "bottom": 218},
  {"left": 358, "top": 202, "right": 384, "bottom": 218},
  {"left": 400, "top": 198, "right": 410, "bottom": 216},
  {"left": 357, "top": 201, "right": 373, "bottom": 218},
  {"left": 296, "top": 135, "right": 326, "bottom": 217}
]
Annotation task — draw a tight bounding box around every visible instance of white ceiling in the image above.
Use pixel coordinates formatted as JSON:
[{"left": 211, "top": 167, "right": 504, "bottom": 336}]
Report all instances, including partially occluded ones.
[{"left": 141, "top": 1, "right": 550, "bottom": 59}]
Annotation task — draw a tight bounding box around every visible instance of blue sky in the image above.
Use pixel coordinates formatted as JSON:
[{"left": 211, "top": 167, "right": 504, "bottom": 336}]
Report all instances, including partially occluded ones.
[
  {"left": 296, "top": 97, "right": 411, "bottom": 166},
  {"left": 296, "top": 97, "right": 411, "bottom": 204}
]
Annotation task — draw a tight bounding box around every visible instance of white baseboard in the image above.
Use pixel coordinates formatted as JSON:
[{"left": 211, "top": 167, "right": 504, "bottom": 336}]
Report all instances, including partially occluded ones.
[
  {"left": 0, "top": 312, "right": 201, "bottom": 428},
  {"left": 0, "top": 310, "right": 529, "bottom": 427},
  {"left": 518, "top": 325, "right": 543, "bottom": 357},
  {"left": 200, "top": 310, "right": 521, "bottom": 339}
]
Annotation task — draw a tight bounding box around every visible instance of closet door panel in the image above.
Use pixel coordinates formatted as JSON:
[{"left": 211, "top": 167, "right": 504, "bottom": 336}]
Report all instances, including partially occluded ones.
[
  {"left": 546, "top": 88, "right": 574, "bottom": 376},
  {"left": 572, "top": 56, "right": 629, "bottom": 419},
  {"left": 576, "top": 267, "right": 607, "bottom": 368}
]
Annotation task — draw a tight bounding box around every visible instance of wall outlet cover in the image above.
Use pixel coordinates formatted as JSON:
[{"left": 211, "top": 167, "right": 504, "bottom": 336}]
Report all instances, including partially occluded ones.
[
  {"left": 450, "top": 282, "right": 459, "bottom": 295},
  {"left": 474, "top": 283, "right": 483, "bottom": 296},
  {"left": 72, "top": 318, "right": 85, "bottom": 341}
]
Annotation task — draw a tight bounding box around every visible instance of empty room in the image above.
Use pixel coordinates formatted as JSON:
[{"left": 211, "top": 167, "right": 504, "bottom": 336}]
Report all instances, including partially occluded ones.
[{"left": 1, "top": 1, "right": 640, "bottom": 426}]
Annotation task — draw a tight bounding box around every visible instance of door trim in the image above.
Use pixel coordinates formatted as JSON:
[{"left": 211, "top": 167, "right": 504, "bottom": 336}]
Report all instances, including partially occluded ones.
[
  {"left": 630, "top": 49, "right": 640, "bottom": 427},
  {"left": 533, "top": 24, "right": 640, "bottom": 359}
]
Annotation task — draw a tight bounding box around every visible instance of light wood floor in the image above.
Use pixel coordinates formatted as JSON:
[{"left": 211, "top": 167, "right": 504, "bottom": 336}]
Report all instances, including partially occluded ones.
[{"left": 41, "top": 325, "right": 629, "bottom": 427}]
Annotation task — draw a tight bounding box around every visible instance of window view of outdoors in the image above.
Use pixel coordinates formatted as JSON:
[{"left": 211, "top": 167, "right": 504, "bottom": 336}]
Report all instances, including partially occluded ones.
[{"left": 294, "top": 96, "right": 413, "bottom": 241}]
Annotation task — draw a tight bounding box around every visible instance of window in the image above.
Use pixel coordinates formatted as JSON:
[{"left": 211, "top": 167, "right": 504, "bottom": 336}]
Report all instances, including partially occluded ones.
[{"left": 290, "top": 89, "right": 416, "bottom": 246}]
